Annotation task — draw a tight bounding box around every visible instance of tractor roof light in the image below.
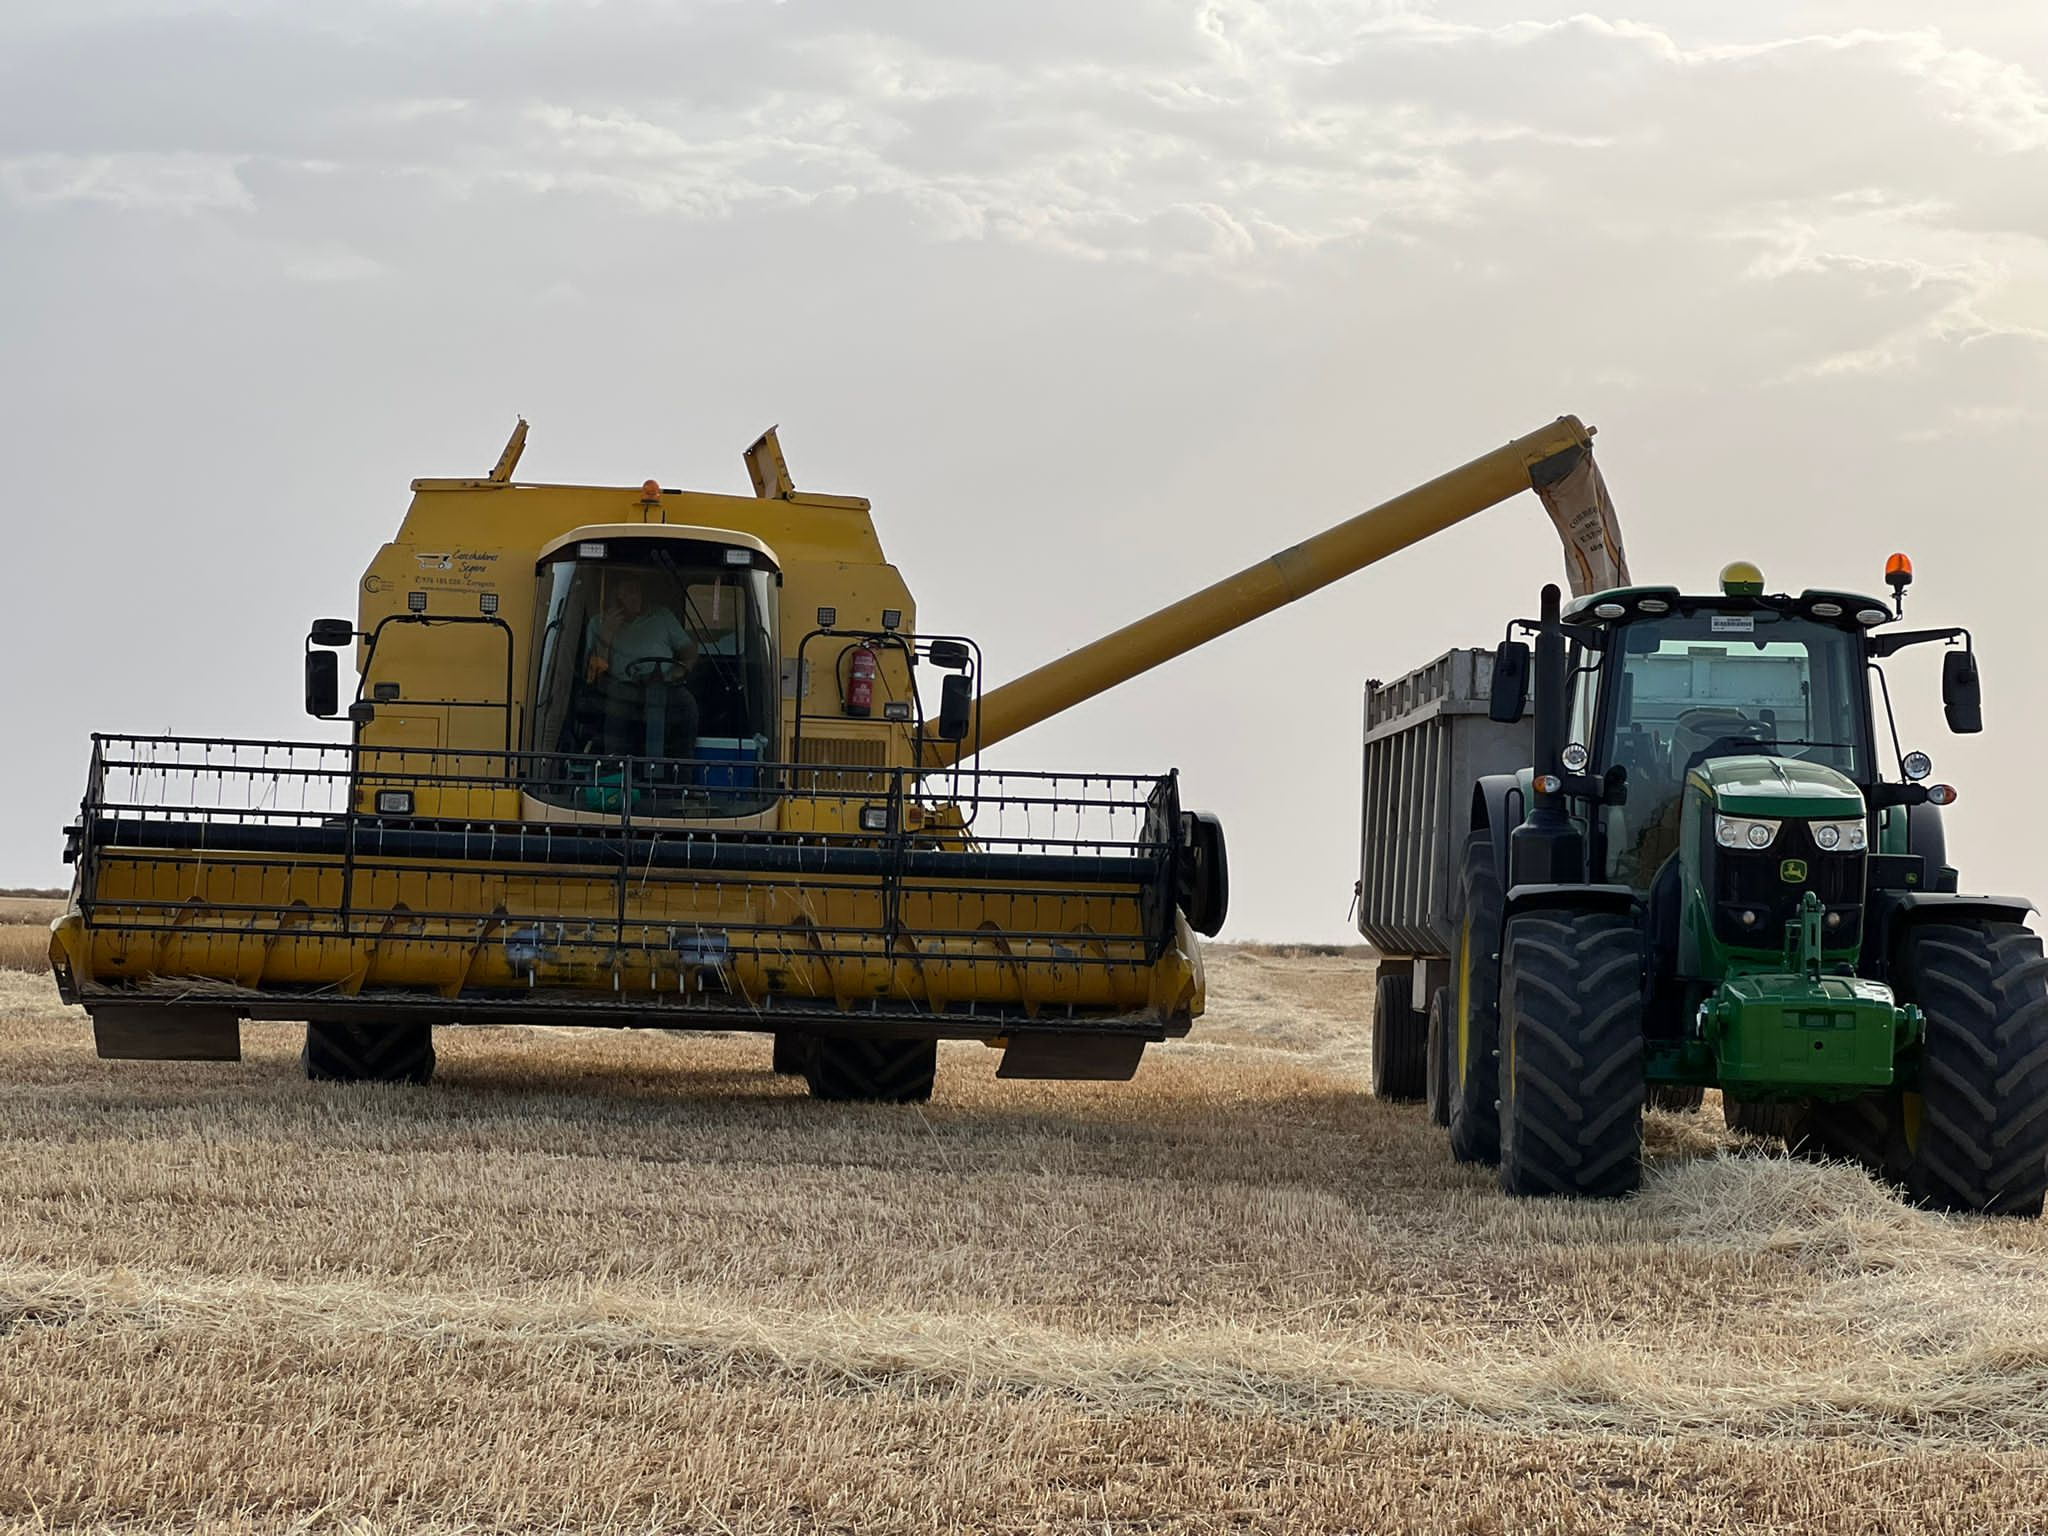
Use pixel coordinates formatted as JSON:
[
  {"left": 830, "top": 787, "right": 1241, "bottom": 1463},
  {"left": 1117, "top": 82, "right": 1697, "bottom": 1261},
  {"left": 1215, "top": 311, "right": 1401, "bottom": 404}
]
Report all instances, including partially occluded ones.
[
  {"left": 1720, "top": 560, "right": 1765, "bottom": 597},
  {"left": 640, "top": 479, "right": 662, "bottom": 504},
  {"left": 1809, "top": 600, "right": 1843, "bottom": 618},
  {"left": 1857, "top": 608, "right": 1891, "bottom": 627},
  {"left": 1636, "top": 597, "right": 1670, "bottom": 614}
]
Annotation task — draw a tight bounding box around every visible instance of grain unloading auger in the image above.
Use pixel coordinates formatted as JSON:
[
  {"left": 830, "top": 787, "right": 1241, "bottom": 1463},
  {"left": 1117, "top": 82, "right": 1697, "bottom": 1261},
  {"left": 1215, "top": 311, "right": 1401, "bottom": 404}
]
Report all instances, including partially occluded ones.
[{"left": 54, "top": 416, "right": 1618, "bottom": 1100}]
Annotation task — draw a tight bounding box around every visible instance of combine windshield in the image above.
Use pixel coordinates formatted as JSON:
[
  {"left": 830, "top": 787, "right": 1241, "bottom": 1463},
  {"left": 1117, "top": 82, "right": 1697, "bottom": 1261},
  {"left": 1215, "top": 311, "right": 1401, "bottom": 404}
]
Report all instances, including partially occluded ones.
[
  {"left": 1601, "top": 609, "right": 1868, "bottom": 887},
  {"left": 526, "top": 535, "right": 780, "bottom": 817}
]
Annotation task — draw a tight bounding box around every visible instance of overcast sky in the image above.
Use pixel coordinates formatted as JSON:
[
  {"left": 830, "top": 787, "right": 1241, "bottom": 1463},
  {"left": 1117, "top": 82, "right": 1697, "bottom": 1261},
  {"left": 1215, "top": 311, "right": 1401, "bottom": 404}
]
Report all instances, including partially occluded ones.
[{"left": 4, "top": 1, "right": 2046, "bottom": 942}]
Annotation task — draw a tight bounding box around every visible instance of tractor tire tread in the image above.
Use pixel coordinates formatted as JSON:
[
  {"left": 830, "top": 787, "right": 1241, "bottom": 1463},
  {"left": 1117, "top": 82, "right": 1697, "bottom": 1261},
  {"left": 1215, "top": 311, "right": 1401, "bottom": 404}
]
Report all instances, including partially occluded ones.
[
  {"left": 1902, "top": 923, "right": 2048, "bottom": 1217},
  {"left": 1448, "top": 834, "right": 1505, "bottom": 1166},
  {"left": 1499, "top": 910, "right": 1645, "bottom": 1201}
]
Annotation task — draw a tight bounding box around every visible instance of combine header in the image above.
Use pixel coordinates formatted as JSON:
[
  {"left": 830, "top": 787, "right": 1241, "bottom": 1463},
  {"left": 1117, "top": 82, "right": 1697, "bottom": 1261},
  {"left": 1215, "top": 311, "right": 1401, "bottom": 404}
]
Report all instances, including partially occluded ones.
[{"left": 55, "top": 416, "right": 1619, "bottom": 1100}]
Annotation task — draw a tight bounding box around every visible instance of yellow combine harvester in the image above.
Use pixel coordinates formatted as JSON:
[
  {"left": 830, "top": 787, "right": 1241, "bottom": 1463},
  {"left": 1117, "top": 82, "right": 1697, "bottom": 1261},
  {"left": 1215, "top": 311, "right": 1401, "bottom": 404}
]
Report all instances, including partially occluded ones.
[{"left": 53, "top": 416, "right": 1619, "bottom": 1100}]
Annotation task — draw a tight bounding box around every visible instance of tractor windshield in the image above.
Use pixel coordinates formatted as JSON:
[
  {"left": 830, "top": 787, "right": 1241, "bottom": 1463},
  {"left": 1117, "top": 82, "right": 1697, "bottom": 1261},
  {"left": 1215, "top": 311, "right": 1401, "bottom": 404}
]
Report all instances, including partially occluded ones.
[
  {"left": 525, "top": 535, "right": 780, "bottom": 817},
  {"left": 1601, "top": 608, "right": 1868, "bottom": 888}
]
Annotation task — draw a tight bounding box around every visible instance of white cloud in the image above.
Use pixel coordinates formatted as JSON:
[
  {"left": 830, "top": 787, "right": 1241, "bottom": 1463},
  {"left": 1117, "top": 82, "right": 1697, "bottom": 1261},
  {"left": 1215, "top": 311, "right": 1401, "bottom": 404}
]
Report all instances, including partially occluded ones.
[{"left": 0, "top": 151, "right": 252, "bottom": 212}]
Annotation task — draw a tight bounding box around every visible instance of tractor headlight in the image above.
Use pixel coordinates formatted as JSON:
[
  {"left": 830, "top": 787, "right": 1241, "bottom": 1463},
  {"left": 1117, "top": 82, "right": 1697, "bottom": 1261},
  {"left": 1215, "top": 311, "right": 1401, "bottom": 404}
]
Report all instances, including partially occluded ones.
[
  {"left": 1715, "top": 814, "right": 1781, "bottom": 850},
  {"left": 1809, "top": 819, "right": 1867, "bottom": 853}
]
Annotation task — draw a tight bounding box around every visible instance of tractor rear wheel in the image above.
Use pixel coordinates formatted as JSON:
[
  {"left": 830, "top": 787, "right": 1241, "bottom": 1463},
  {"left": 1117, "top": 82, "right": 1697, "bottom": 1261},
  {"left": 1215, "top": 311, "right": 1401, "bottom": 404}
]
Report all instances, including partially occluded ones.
[
  {"left": 1498, "top": 908, "right": 1645, "bottom": 1200},
  {"left": 1370, "top": 969, "right": 1428, "bottom": 1102},
  {"left": 803, "top": 1037, "right": 937, "bottom": 1103},
  {"left": 1424, "top": 986, "right": 1452, "bottom": 1127},
  {"left": 1448, "top": 833, "right": 1505, "bottom": 1165},
  {"left": 302, "top": 1021, "right": 435, "bottom": 1085},
  {"left": 1896, "top": 922, "right": 2048, "bottom": 1216}
]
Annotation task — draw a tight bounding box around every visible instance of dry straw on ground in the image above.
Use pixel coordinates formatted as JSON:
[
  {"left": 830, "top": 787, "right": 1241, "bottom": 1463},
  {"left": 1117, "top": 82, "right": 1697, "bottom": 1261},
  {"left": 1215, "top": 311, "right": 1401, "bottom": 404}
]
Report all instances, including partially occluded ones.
[{"left": 1, "top": 942, "right": 2045, "bottom": 1532}]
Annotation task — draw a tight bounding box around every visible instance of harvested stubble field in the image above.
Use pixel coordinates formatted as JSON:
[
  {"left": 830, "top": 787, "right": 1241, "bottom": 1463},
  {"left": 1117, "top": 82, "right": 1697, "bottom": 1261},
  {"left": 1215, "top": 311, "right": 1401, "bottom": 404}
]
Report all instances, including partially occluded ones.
[{"left": 3, "top": 926, "right": 2048, "bottom": 1534}]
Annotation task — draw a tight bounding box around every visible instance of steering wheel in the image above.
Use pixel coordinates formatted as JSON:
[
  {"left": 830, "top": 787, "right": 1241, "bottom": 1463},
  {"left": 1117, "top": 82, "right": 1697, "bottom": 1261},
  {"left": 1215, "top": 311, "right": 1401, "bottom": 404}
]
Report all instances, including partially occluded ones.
[{"left": 618, "top": 656, "right": 681, "bottom": 685}]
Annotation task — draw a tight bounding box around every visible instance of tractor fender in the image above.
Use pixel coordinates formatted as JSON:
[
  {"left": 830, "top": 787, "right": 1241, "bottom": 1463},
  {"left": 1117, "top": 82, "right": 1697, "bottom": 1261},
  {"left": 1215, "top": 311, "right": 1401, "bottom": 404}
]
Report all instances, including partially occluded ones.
[
  {"left": 1471, "top": 774, "right": 1527, "bottom": 887},
  {"left": 1503, "top": 882, "right": 1639, "bottom": 925},
  {"left": 1867, "top": 890, "right": 2038, "bottom": 982}
]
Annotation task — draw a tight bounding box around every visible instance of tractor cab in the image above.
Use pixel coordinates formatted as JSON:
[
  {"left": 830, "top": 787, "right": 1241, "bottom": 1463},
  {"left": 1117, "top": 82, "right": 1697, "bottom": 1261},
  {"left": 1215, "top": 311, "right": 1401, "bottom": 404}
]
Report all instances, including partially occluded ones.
[{"left": 1555, "top": 569, "right": 1882, "bottom": 899}]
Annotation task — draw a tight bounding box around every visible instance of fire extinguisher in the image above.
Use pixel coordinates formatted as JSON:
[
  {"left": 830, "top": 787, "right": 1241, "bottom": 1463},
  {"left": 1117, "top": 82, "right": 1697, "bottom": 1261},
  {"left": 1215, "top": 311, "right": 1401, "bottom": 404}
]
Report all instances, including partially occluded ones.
[{"left": 844, "top": 642, "right": 878, "bottom": 718}]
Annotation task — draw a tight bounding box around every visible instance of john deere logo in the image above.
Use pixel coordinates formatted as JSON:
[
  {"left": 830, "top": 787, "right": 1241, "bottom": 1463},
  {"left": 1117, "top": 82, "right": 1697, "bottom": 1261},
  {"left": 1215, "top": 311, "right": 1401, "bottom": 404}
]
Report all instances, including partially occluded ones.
[{"left": 1780, "top": 858, "right": 1809, "bottom": 883}]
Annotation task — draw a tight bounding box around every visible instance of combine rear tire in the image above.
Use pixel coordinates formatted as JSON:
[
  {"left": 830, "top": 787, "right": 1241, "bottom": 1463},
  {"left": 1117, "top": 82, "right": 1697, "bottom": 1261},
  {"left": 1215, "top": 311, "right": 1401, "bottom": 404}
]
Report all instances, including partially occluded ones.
[
  {"left": 1424, "top": 986, "right": 1451, "bottom": 1127},
  {"left": 1896, "top": 922, "right": 2048, "bottom": 1216},
  {"left": 1370, "top": 970, "right": 1428, "bottom": 1102},
  {"left": 303, "top": 1021, "right": 435, "bottom": 1085},
  {"left": 1498, "top": 909, "right": 1645, "bottom": 1200},
  {"left": 1448, "top": 833, "right": 1505, "bottom": 1166},
  {"left": 803, "top": 1038, "right": 937, "bottom": 1103}
]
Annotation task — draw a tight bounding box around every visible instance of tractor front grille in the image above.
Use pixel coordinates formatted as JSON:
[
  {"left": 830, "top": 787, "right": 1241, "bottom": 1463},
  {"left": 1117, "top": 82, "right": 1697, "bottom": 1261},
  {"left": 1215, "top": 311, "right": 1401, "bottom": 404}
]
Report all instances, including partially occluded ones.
[{"left": 1707, "top": 818, "right": 1864, "bottom": 951}]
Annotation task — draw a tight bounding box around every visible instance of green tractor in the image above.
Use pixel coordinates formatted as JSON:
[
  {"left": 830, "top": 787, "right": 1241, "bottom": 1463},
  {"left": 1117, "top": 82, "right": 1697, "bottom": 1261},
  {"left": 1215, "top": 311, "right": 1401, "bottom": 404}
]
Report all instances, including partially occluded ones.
[{"left": 1445, "top": 558, "right": 2048, "bottom": 1213}]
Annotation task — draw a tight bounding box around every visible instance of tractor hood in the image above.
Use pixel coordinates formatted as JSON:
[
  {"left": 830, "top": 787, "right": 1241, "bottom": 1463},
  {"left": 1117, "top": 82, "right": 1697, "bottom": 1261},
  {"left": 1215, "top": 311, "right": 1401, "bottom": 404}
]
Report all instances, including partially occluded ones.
[{"left": 1695, "top": 755, "right": 1864, "bottom": 819}]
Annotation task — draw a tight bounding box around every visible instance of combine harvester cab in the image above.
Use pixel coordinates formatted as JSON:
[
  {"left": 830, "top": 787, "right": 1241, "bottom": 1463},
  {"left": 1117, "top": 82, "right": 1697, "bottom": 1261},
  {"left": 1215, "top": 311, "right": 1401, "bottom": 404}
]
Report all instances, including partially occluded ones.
[{"left": 55, "top": 414, "right": 1615, "bottom": 1101}]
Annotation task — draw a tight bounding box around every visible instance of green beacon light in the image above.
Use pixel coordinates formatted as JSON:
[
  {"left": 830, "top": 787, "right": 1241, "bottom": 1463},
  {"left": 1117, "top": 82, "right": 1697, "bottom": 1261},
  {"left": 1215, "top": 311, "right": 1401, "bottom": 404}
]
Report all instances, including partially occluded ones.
[{"left": 1720, "top": 560, "right": 1765, "bottom": 597}]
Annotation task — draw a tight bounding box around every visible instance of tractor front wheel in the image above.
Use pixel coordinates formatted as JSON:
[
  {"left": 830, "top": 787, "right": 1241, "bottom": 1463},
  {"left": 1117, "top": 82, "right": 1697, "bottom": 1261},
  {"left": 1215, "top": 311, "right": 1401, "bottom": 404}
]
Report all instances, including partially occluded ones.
[
  {"left": 1897, "top": 922, "right": 2048, "bottom": 1216},
  {"left": 804, "top": 1038, "right": 937, "bottom": 1103},
  {"left": 1498, "top": 908, "right": 1645, "bottom": 1200},
  {"left": 1370, "top": 969, "right": 1428, "bottom": 1102},
  {"left": 303, "top": 1021, "right": 435, "bottom": 1085}
]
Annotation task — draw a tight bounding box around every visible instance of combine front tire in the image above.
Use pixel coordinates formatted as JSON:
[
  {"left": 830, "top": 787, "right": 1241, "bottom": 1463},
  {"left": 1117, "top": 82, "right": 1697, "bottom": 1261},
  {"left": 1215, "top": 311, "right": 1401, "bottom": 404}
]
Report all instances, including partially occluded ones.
[
  {"left": 1371, "top": 969, "right": 1428, "bottom": 1102},
  {"left": 1897, "top": 922, "right": 2048, "bottom": 1216},
  {"left": 1498, "top": 909, "right": 1645, "bottom": 1200},
  {"left": 303, "top": 1021, "right": 435, "bottom": 1085},
  {"left": 804, "top": 1038, "right": 937, "bottom": 1103},
  {"left": 1448, "top": 833, "right": 1505, "bottom": 1165},
  {"left": 771, "top": 1032, "right": 809, "bottom": 1076}
]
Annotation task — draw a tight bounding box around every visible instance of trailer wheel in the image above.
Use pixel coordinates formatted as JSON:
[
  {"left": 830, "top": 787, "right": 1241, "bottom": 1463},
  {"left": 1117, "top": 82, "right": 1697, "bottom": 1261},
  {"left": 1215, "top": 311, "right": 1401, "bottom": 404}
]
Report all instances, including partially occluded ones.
[
  {"left": 1370, "top": 969, "right": 1428, "bottom": 1102},
  {"left": 1498, "top": 908, "right": 1645, "bottom": 1200},
  {"left": 804, "top": 1038, "right": 937, "bottom": 1103},
  {"left": 771, "top": 1032, "right": 809, "bottom": 1076},
  {"left": 302, "top": 1021, "right": 435, "bottom": 1086},
  {"left": 1895, "top": 922, "right": 2048, "bottom": 1216},
  {"left": 1425, "top": 986, "right": 1451, "bottom": 1127},
  {"left": 1448, "top": 833, "right": 1505, "bottom": 1165}
]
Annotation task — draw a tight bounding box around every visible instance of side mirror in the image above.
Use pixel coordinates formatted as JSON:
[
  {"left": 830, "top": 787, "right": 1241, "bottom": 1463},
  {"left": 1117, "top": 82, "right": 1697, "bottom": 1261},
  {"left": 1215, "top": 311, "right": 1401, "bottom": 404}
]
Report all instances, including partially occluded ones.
[
  {"left": 937, "top": 674, "right": 973, "bottom": 742},
  {"left": 304, "top": 650, "right": 339, "bottom": 718},
  {"left": 1488, "top": 641, "right": 1531, "bottom": 724},
  {"left": 1942, "top": 649, "right": 1982, "bottom": 734},
  {"left": 927, "top": 639, "right": 971, "bottom": 671},
  {"left": 308, "top": 618, "right": 355, "bottom": 647}
]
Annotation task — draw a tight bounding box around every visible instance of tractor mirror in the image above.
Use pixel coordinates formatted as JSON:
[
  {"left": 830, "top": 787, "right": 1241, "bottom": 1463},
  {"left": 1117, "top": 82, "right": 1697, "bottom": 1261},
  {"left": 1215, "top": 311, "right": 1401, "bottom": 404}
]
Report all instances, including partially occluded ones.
[
  {"left": 1942, "top": 649, "right": 1983, "bottom": 734},
  {"left": 927, "top": 640, "right": 971, "bottom": 671},
  {"left": 304, "top": 650, "right": 340, "bottom": 718},
  {"left": 1488, "top": 641, "right": 1531, "bottom": 723},
  {"left": 937, "top": 674, "right": 973, "bottom": 741}
]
